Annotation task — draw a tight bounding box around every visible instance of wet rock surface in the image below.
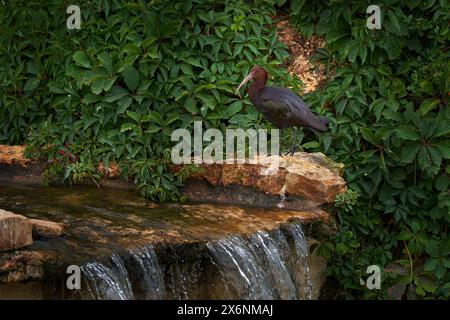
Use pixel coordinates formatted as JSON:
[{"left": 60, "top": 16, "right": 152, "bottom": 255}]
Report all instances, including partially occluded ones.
[
  {"left": 0, "top": 209, "right": 33, "bottom": 251},
  {"left": 0, "top": 183, "right": 332, "bottom": 299},
  {"left": 184, "top": 152, "right": 346, "bottom": 207},
  {"left": 1, "top": 146, "right": 346, "bottom": 209},
  {"left": 0, "top": 250, "right": 56, "bottom": 283},
  {"left": 0, "top": 146, "right": 345, "bottom": 299},
  {"left": 0, "top": 209, "right": 66, "bottom": 252},
  {"left": 29, "top": 219, "right": 66, "bottom": 239}
]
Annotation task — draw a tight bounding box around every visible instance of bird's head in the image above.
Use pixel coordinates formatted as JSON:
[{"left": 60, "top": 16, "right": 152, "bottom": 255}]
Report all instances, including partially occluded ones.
[{"left": 235, "top": 66, "right": 268, "bottom": 97}]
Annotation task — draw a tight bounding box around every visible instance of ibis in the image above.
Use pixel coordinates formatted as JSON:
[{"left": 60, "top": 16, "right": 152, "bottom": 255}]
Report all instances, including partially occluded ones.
[{"left": 235, "top": 66, "right": 328, "bottom": 155}]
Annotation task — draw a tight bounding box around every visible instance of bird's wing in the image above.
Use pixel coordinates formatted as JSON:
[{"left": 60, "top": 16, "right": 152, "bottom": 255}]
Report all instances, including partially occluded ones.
[{"left": 258, "top": 87, "right": 328, "bottom": 131}]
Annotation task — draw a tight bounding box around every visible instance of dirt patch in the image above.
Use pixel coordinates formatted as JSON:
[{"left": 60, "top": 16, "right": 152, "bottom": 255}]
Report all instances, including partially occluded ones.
[{"left": 275, "top": 17, "right": 327, "bottom": 94}]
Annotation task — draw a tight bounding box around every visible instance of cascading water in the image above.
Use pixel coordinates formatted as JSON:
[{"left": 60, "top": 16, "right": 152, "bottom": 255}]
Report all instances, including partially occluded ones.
[
  {"left": 285, "top": 224, "right": 313, "bottom": 299},
  {"left": 128, "top": 245, "right": 166, "bottom": 299},
  {"left": 82, "top": 253, "right": 134, "bottom": 300},
  {"left": 80, "top": 223, "right": 312, "bottom": 300},
  {"left": 0, "top": 182, "right": 327, "bottom": 300},
  {"left": 207, "top": 235, "right": 277, "bottom": 299}
]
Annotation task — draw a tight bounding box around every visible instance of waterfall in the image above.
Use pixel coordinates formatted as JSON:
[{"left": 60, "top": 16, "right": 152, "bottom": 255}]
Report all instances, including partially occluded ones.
[
  {"left": 285, "top": 223, "right": 313, "bottom": 299},
  {"left": 207, "top": 224, "right": 312, "bottom": 300},
  {"left": 81, "top": 223, "right": 312, "bottom": 300},
  {"left": 128, "top": 245, "right": 166, "bottom": 299},
  {"left": 250, "top": 231, "right": 297, "bottom": 299},
  {"left": 206, "top": 235, "right": 276, "bottom": 299},
  {"left": 82, "top": 253, "right": 134, "bottom": 300}
]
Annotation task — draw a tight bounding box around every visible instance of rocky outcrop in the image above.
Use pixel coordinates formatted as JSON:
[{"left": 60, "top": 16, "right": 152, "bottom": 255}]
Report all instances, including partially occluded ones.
[
  {"left": 183, "top": 152, "right": 346, "bottom": 208},
  {"left": 0, "top": 209, "right": 33, "bottom": 251},
  {"left": 0, "top": 145, "right": 346, "bottom": 209},
  {"left": 0, "top": 145, "right": 31, "bottom": 167},
  {"left": 29, "top": 219, "right": 66, "bottom": 239},
  {"left": 0, "top": 209, "right": 65, "bottom": 252},
  {"left": 0, "top": 146, "right": 345, "bottom": 299},
  {"left": 0, "top": 250, "right": 52, "bottom": 283},
  {"left": 96, "top": 161, "right": 120, "bottom": 179}
]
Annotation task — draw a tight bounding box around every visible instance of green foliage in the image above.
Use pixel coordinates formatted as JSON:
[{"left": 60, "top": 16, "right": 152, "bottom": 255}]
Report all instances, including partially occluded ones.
[
  {"left": 1, "top": 0, "right": 449, "bottom": 299},
  {"left": 289, "top": 0, "right": 450, "bottom": 299},
  {"left": 0, "top": 0, "right": 298, "bottom": 201},
  {"left": 334, "top": 189, "right": 360, "bottom": 213}
]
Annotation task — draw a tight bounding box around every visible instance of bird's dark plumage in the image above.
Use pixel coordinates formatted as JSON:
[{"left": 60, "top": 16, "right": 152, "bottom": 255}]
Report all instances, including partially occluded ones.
[
  {"left": 235, "top": 66, "right": 328, "bottom": 155},
  {"left": 251, "top": 86, "right": 328, "bottom": 131}
]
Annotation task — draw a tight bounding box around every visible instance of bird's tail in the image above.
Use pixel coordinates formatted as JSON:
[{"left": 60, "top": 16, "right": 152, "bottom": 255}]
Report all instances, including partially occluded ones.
[{"left": 308, "top": 115, "right": 329, "bottom": 132}]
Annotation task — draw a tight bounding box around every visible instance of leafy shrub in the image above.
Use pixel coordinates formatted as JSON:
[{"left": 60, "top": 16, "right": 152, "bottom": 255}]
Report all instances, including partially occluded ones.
[
  {"left": 0, "top": 0, "right": 301, "bottom": 201},
  {"left": 288, "top": 0, "right": 450, "bottom": 299},
  {"left": 1, "top": 0, "right": 449, "bottom": 299}
]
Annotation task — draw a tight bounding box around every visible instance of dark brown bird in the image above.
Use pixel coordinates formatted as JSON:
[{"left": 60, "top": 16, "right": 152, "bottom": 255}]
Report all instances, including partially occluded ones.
[{"left": 235, "top": 66, "right": 328, "bottom": 155}]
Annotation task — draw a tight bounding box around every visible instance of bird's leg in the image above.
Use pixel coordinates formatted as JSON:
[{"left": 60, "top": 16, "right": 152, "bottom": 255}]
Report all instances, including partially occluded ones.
[
  {"left": 282, "top": 127, "right": 297, "bottom": 156},
  {"left": 281, "top": 129, "right": 290, "bottom": 156},
  {"left": 289, "top": 127, "right": 298, "bottom": 156}
]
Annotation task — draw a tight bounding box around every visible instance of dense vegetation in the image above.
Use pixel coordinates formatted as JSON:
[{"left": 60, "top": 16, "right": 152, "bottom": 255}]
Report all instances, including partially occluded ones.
[
  {"left": 1, "top": 0, "right": 448, "bottom": 299},
  {"left": 288, "top": 0, "right": 449, "bottom": 299}
]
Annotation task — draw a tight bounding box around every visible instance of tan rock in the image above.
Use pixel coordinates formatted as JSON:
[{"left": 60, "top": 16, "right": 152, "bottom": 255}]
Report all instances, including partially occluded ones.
[
  {"left": 0, "top": 209, "right": 33, "bottom": 251},
  {"left": 192, "top": 152, "right": 346, "bottom": 206},
  {"left": 0, "top": 145, "right": 30, "bottom": 167},
  {"left": 29, "top": 219, "right": 66, "bottom": 239},
  {"left": 96, "top": 161, "right": 120, "bottom": 178},
  {"left": 0, "top": 250, "right": 53, "bottom": 283}
]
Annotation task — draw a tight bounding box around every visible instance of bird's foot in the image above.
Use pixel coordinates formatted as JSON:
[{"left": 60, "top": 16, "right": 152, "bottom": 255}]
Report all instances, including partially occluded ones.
[
  {"left": 282, "top": 151, "right": 296, "bottom": 156},
  {"left": 283, "top": 145, "right": 296, "bottom": 156}
]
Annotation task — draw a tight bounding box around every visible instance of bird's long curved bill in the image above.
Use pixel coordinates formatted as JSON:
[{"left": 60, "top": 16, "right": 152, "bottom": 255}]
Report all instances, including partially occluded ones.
[{"left": 234, "top": 73, "right": 254, "bottom": 97}]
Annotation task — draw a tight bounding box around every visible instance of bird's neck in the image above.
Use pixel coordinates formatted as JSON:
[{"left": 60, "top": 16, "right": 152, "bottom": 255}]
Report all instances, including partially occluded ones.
[{"left": 248, "top": 78, "right": 266, "bottom": 104}]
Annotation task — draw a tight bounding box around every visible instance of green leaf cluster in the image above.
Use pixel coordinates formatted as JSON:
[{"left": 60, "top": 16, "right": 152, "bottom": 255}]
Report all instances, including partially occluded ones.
[
  {"left": 0, "top": 0, "right": 296, "bottom": 201},
  {"left": 289, "top": 0, "right": 450, "bottom": 299}
]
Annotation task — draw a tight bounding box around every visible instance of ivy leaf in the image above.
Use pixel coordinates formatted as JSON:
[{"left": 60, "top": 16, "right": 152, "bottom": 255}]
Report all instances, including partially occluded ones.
[
  {"left": 98, "top": 52, "right": 113, "bottom": 74},
  {"left": 226, "top": 101, "right": 242, "bottom": 117},
  {"left": 122, "top": 65, "right": 140, "bottom": 91},
  {"left": 400, "top": 144, "right": 420, "bottom": 163},
  {"left": 23, "top": 79, "right": 40, "bottom": 91},
  {"left": 434, "top": 140, "right": 450, "bottom": 158},
  {"left": 435, "top": 174, "right": 449, "bottom": 192},
  {"left": 419, "top": 99, "right": 440, "bottom": 115},
  {"left": 386, "top": 11, "right": 406, "bottom": 35},
  {"left": 395, "top": 126, "right": 420, "bottom": 140},
  {"left": 104, "top": 86, "right": 129, "bottom": 102},
  {"left": 424, "top": 258, "right": 438, "bottom": 272},
  {"left": 197, "top": 93, "right": 215, "bottom": 110},
  {"left": 184, "top": 97, "right": 197, "bottom": 114},
  {"left": 185, "top": 57, "right": 203, "bottom": 68},
  {"left": 145, "top": 124, "right": 161, "bottom": 134},
  {"left": 91, "top": 78, "right": 115, "bottom": 94},
  {"left": 73, "top": 51, "right": 92, "bottom": 68},
  {"left": 91, "top": 79, "right": 106, "bottom": 95},
  {"left": 425, "top": 240, "right": 440, "bottom": 257},
  {"left": 361, "top": 128, "right": 380, "bottom": 146},
  {"left": 82, "top": 93, "right": 101, "bottom": 104},
  {"left": 117, "top": 96, "right": 132, "bottom": 114},
  {"left": 126, "top": 110, "right": 140, "bottom": 122},
  {"left": 120, "top": 123, "right": 135, "bottom": 133}
]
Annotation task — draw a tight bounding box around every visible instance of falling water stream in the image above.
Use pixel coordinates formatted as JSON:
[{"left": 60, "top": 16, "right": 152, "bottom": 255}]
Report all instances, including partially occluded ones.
[
  {"left": 0, "top": 182, "right": 316, "bottom": 300},
  {"left": 79, "top": 225, "right": 312, "bottom": 300}
]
